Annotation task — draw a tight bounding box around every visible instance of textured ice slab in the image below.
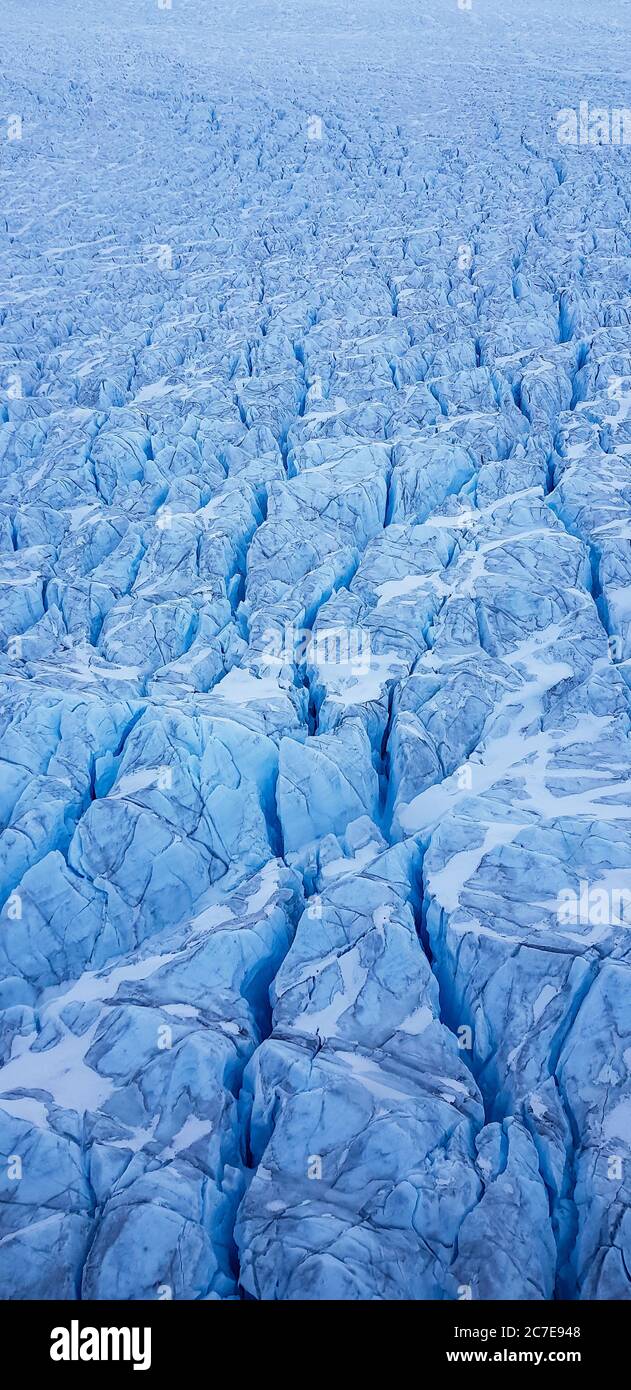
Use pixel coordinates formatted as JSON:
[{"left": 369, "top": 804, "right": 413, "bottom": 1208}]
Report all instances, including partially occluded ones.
[{"left": 236, "top": 832, "right": 555, "bottom": 1299}]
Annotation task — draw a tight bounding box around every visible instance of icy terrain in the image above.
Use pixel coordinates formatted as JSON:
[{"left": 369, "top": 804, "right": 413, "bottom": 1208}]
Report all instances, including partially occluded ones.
[{"left": 1, "top": 0, "right": 631, "bottom": 1300}]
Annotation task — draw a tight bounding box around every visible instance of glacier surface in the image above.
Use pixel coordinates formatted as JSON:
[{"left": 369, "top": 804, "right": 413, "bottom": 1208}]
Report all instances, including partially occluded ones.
[{"left": 1, "top": 0, "right": 631, "bottom": 1300}]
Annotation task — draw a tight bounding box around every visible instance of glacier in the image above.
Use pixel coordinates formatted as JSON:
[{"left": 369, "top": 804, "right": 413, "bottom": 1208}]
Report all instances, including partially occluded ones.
[{"left": 1, "top": 0, "right": 631, "bottom": 1301}]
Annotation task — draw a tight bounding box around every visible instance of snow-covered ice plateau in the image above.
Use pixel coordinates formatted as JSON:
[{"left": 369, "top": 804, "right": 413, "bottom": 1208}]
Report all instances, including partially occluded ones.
[{"left": 1, "top": 0, "right": 631, "bottom": 1300}]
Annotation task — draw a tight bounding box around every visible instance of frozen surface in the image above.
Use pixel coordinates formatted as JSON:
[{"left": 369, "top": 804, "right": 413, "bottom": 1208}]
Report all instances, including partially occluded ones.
[{"left": 1, "top": 0, "right": 631, "bottom": 1300}]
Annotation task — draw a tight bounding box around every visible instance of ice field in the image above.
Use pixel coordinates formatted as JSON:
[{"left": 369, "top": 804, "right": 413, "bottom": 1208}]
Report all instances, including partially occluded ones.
[{"left": 1, "top": 0, "right": 631, "bottom": 1299}]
